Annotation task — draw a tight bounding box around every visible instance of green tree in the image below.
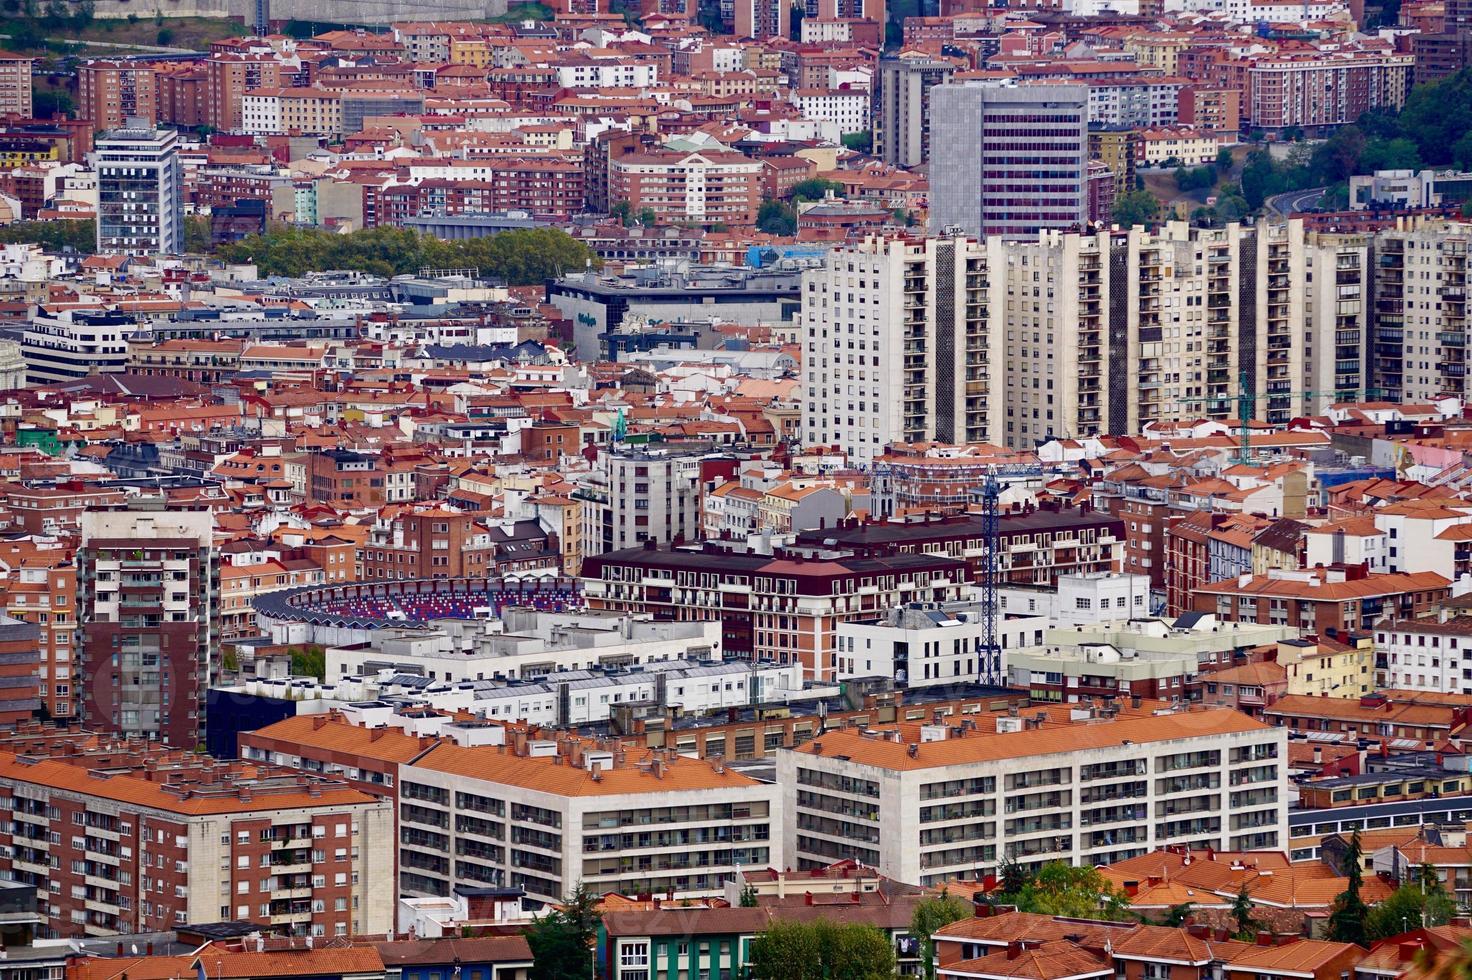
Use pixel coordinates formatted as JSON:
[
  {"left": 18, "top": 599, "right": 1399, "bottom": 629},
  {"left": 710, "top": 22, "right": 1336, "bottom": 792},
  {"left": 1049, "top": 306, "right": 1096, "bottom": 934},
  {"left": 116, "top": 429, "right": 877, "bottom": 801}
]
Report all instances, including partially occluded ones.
[
  {"left": 998, "top": 855, "right": 1030, "bottom": 898},
  {"left": 1364, "top": 865, "right": 1456, "bottom": 941},
  {"left": 788, "top": 177, "right": 844, "bottom": 202},
  {"left": 527, "top": 884, "right": 598, "bottom": 980},
  {"left": 637, "top": 207, "right": 657, "bottom": 226},
  {"left": 739, "top": 881, "right": 759, "bottom": 907},
  {"left": 1231, "top": 886, "right": 1257, "bottom": 940},
  {"left": 1164, "top": 902, "right": 1194, "bottom": 927},
  {"left": 1113, "top": 189, "right": 1161, "bottom": 228},
  {"left": 1240, "top": 150, "right": 1280, "bottom": 210},
  {"left": 0, "top": 218, "right": 93, "bottom": 251},
  {"left": 1396, "top": 69, "right": 1472, "bottom": 164},
  {"left": 749, "top": 920, "right": 896, "bottom": 980},
  {"left": 610, "top": 200, "right": 633, "bottom": 226},
  {"left": 1004, "top": 862, "right": 1131, "bottom": 921},
  {"left": 749, "top": 920, "right": 823, "bottom": 980},
  {"left": 184, "top": 214, "right": 212, "bottom": 254},
  {"left": 32, "top": 88, "right": 74, "bottom": 118},
  {"left": 912, "top": 891, "right": 972, "bottom": 980},
  {"left": 1327, "top": 829, "right": 1369, "bottom": 946},
  {"left": 1311, "top": 125, "right": 1366, "bottom": 183},
  {"left": 842, "top": 130, "right": 872, "bottom": 154},
  {"left": 1359, "top": 137, "right": 1422, "bottom": 173},
  {"left": 756, "top": 199, "right": 796, "bottom": 235},
  {"left": 214, "top": 225, "right": 597, "bottom": 284},
  {"left": 1215, "top": 147, "right": 1234, "bottom": 173},
  {"left": 289, "top": 645, "right": 325, "bottom": 680}
]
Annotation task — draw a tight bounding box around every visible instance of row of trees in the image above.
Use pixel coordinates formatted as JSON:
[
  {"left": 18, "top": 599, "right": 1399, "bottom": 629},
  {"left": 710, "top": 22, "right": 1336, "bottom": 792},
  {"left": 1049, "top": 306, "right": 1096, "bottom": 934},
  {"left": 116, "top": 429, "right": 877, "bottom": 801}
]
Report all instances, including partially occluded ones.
[{"left": 214, "top": 225, "right": 599, "bottom": 283}]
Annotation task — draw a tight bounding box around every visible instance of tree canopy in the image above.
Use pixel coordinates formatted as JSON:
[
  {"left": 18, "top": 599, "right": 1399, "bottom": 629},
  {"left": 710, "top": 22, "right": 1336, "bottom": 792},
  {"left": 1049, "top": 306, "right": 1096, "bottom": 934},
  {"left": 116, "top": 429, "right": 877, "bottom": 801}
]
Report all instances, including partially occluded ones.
[
  {"left": 214, "top": 225, "right": 598, "bottom": 283},
  {"left": 527, "top": 885, "right": 599, "bottom": 980},
  {"left": 994, "top": 861, "right": 1132, "bottom": 921},
  {"left": 1327, "top": 829, "right": 1369, "bottom": 946},
  {"left": 912, "top": 891, "right": 972, "bottom": 980},
  {"left": 1112, "top": 190, "right": 1162, "bottom": 229},
  {"left": 0, "top": 218, "right": 94, "bottom": 252},
  {"left": 1364, "top": 865, "right": 1457, "bottom": 942},
  {"left": 748, "top": 919, "right": 897, "bottom": 980}
]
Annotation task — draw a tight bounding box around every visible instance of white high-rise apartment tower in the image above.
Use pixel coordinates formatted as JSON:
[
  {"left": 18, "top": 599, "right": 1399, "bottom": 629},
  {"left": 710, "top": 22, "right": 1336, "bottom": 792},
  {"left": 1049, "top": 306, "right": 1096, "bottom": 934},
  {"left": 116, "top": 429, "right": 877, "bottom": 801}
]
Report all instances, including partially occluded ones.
[{"left": 95, "top": 124, "right": 183, "bottom": 258}]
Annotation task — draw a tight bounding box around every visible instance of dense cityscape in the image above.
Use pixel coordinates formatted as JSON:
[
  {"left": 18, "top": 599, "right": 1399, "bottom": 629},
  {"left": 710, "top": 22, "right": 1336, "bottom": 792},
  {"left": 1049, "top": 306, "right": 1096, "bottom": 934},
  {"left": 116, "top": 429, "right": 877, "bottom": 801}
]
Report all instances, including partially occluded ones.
[{"left": 0, "top": 0, "right": 1471, "bottom": 976}]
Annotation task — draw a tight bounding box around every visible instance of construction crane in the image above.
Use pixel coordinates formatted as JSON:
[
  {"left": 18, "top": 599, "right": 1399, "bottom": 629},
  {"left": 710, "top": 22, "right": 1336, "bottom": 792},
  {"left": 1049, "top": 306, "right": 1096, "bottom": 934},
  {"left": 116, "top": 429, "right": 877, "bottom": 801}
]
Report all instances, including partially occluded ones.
[
  {"left": 1170, "top": 370, "right": 1383, "bottom": 465},
  {"left": 976, "top": 464, "right": 1049, "bottom": 687}
]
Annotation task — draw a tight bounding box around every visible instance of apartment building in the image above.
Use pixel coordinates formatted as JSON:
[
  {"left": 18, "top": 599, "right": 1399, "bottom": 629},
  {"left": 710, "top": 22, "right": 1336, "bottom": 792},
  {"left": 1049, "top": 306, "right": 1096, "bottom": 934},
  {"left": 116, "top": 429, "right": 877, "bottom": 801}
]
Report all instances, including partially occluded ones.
[
  {"left": 77, "top": 502, "right": 217, "bottom": 746},
  {"left": 0, "top": 57, "right": 33, "bottom": 118},
  {"left": 1245, "top": 50, "right": 1413, "bottom": 132},
  {"left": 929, "top": 82, "right": 1089, "bottom": 240},
  {"left": 398, "top": 730, "right": 781, "bottom": 904},
  {"left": 875, "top": 55, "right": 956, "bottom": 168},
  {"left": 0, "top": 737, "right": 392, "bottom": 940},
  {"left": 1373, "top": 617, "right": 1472, "bottom": 692},
  {"left": 835, "top": 599, "right": 1047, "bottom": 688},
  {"left": 801, "top": 220, "right": 1369, "bottom": 452},
  {"left": 609, "top": 147, "right": 761, "bottom": 227},
  {"left": 800, "top": 234, "right": 1000, "bottom": 463},
  {"left": 0, "top": 551, "right": 77, "bottom": 720},
  {"left": 79, "top": 61, "right": 157, "bottom": 130},
  {"left": 94, "top": 126, "right": 183, "bottom": 258},
  {"left": 790, "top": 505, "right": 1125, "bottom": 587},
  {"left": 778, "top": 704, "right": 1287, "bottom": 886},
  {"left": 240, "top": 88, "right": 343, "bottom": 136},
  {"left": 1193, "top": 565, "right": 1451, "bottom": 634},
  {"left": 361, "top": 510, "right": 557, "bottom": 581},
  {"left": 207, "top": 55, "right": 288, "bottom": 132},
  {"left": 581, "top": 543, "right": 969, "bottom": 681},
  {"left": 577, "top": 445, "right": 709, "bottom": 555},
  {"left": 1370, "top": 220, "right": 1472, "bottom": 404}
]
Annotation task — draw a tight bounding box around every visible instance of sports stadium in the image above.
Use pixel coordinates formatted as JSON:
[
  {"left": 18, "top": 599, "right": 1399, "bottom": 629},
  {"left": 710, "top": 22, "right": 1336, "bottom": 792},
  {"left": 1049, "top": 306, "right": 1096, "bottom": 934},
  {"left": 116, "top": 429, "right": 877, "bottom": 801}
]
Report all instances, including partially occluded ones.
[{"left": 251, "top": 575, "right": 583, "bottom": 646}]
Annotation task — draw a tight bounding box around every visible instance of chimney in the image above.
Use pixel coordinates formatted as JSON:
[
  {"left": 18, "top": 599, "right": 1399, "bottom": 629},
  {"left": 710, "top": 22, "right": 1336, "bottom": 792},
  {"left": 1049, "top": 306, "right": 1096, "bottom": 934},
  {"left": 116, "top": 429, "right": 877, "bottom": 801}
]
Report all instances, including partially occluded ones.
[{"left": 1256, "top": 932, "right": 1273, "bottom": 947}]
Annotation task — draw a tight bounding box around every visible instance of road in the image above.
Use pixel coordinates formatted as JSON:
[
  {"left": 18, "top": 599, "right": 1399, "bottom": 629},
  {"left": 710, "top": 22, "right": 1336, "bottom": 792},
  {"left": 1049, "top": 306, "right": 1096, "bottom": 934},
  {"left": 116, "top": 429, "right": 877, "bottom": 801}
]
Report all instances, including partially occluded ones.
[
  {"left": 0, "top": 33, "right": 198, "bottom": 54},
  {"left": 1266, "top": 186, "right": 1327, "bottom": 217}
]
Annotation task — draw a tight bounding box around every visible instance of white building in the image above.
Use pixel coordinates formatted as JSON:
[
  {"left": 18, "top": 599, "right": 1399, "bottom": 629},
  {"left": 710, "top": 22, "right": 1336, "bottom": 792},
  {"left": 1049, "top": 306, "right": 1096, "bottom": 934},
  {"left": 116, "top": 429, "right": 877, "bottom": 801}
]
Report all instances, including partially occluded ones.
[
  {"left": 555, "top": 62, "right": 657, "bottom": 89},
  {"left": 22, "top": 309, "right": 144, "bottom": 386},
  {"left": 94, "top": 124, "right": 182, "bottom": 257},
  {"left": 1054, "top": 573, "right": 1155, "bottom": 624},
  {"left": 1373, "top": 617, "right": 1472, "bottom": 692},
  {"left": 400, "top": 730, "right": 781, "bottom": 903},
  {"left": 834, "top": 600, "right": 1046, "bottom": 687},
  {"left": 792, "top": 88, "right": 871, "bottom": 135},
  {"left": 578, "top": 444, "right": 710, "bottom": 554},
  {"left": 778, "top": 704, "right": 1287, "bottom": 886},
  {"left": 468, "top": 659, "right": 811, "bottom": 725},
  {"left": 325, "top": 613, "right": 724, "bottom": 685}
]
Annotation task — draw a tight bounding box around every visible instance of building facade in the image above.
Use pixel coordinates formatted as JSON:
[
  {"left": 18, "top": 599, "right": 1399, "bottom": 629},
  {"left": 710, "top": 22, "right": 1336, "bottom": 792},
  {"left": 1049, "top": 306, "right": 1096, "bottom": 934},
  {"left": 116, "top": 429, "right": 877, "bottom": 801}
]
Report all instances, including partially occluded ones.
[
  {"left": 778, "top": 705, "right": 1287, "bottom": 886},
  {"left": 77, "top": 502, "right": 217, "bottom": 746},
  {"left": 94, "top": 126, "right": 183, "bottom": 258},
  {"left": 929, "top": 82, "right": 1089, "bottom": 240}
]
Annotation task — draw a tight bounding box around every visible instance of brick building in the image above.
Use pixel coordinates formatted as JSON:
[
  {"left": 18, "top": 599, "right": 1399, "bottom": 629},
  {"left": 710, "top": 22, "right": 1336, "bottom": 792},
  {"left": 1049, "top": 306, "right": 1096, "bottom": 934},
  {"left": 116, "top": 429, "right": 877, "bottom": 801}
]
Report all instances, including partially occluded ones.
[
  {"left": 789, "top": 503, "right": 1126, "bottom": 587},
  {"left": 360, "top": 510, "right": 557, "bottom": 580},
  {"left": 77, "top": 503, "right": 216, "bottom": 747},
  {"left": 0, "top": 730, "right": 392, "bottom": 940},
  {"left": 1193, "top": 565, "right": 1450, "bottom": 634},
  {"left": 581, "top": 543, "right": 969, "bottom": 680},
  {"left": 78, "top": 61, "right": 157, "bottom": 130},
  {"left": 609, "top": 148, "right": 762, "bottom": 227}
]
